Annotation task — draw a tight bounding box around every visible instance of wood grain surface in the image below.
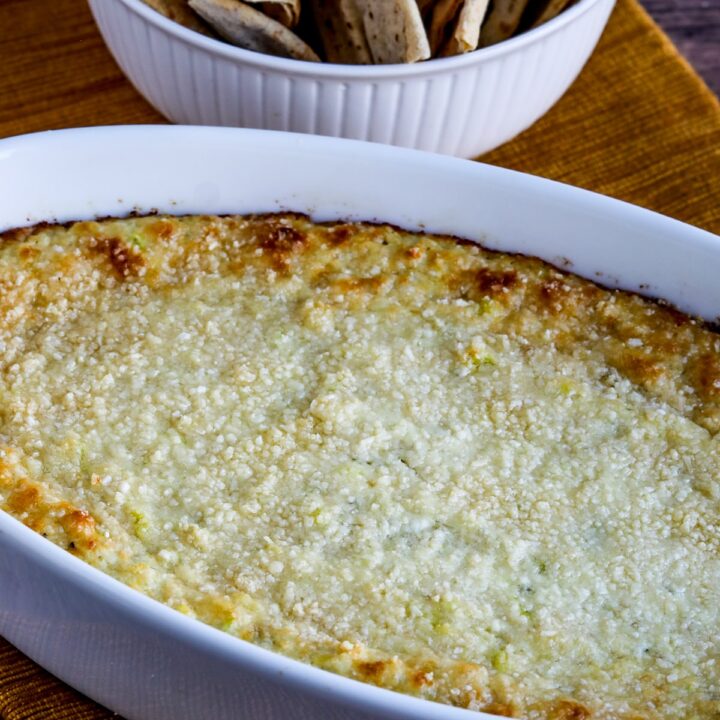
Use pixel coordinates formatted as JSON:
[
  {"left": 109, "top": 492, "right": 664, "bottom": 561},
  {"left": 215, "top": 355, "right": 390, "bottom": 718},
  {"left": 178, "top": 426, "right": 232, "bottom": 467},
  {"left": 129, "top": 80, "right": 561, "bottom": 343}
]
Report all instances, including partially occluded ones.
[
  {"left": 0, "top": 0, "right": 164, "bottom": 134},
  {"left": 640, "top": 0, "right": 720, "bottom": 95}
]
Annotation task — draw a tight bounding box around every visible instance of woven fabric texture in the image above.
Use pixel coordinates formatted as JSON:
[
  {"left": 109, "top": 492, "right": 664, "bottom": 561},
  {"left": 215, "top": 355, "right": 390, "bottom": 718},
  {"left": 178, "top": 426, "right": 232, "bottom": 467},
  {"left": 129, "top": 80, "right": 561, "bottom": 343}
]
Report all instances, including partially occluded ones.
[{"left": 0, "top": 0, "right": 718, "bottom": 716}]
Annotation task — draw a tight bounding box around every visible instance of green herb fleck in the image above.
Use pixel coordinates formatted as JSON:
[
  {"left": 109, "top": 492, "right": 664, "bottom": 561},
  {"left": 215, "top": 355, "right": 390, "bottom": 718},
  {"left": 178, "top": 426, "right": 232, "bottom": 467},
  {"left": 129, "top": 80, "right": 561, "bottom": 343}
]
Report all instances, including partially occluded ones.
[{"left": 129, "top": 234, "right": 146, "bottom": 250}]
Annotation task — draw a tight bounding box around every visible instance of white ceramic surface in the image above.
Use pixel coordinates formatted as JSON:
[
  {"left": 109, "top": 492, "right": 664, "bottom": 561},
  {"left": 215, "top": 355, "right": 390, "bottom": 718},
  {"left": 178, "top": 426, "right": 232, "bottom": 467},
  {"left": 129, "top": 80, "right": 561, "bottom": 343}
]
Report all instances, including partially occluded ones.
[
  {"left": 87, "top": 0, "right": 615, "bottom": 157},
  {"left": 0, "top": 126, "right": 718, "bottom": 720}
]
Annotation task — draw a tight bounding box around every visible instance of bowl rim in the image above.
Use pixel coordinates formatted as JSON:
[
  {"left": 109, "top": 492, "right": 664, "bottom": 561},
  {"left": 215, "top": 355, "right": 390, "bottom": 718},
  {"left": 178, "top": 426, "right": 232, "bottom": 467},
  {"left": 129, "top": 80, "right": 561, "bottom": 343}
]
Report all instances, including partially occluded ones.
[{"left": 113, "top": 0, "right": 612, "bottom": 78}]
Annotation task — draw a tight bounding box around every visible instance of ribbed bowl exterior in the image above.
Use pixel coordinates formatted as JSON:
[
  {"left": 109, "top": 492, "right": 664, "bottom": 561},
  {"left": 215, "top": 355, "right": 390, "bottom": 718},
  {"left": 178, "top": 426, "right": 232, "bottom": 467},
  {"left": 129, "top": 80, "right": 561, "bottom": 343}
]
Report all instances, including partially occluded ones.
[{"left": 89, "top": 0, "right": 615, "bottom": 157}]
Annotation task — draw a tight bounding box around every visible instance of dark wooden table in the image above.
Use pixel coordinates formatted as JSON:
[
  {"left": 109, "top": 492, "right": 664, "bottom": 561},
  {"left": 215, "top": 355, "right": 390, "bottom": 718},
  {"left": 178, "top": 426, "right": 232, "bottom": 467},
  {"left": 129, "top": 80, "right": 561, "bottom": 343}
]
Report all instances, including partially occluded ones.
[{"left": 641, "top": 0, "right": 719, "bottom": 94}]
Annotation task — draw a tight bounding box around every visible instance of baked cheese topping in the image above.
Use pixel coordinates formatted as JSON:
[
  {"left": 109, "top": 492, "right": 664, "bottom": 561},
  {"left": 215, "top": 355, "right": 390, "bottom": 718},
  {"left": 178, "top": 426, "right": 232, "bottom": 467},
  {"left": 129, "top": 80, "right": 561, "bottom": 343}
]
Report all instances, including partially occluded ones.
[{"left": 0, "top": 215, "right": 718, "bottom": 719}]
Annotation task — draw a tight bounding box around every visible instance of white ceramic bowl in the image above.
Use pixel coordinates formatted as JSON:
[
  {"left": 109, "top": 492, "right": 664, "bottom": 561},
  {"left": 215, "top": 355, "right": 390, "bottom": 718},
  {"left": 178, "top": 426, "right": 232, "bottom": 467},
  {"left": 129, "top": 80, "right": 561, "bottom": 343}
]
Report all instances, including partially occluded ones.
[
  {"left": 88, "top": 0, "right": 615, "bottom": 157},
  {"left": 0, "top": 126, "right": 718, "bottom": 720}
]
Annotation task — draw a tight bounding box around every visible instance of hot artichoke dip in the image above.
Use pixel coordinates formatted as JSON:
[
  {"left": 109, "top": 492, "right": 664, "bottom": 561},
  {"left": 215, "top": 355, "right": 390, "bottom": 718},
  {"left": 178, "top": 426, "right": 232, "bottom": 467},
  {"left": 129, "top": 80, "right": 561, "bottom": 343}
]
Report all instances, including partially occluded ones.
[{"left": 0, "top": 214, "right": 718, "bottom": 719}]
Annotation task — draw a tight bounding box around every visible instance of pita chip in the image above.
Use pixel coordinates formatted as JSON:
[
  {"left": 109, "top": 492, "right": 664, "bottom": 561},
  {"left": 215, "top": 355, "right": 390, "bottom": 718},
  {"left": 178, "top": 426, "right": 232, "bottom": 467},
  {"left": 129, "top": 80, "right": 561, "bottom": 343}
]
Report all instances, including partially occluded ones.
[
  {"left": 244, "top": 0, "right": 301, "bottom": 28},
  {"left": 530, "top": 0, "right": 573, "bottom": 28},
  {"left": 417, "top": 0, "right": 437, "bottom": 21},
  {"left": 359, "top": 0, "right": 431, "bottom": 64},
  {"left": 479, "top": 0, "right": 532, "bottom": 46},
  {"left": 440, "top": 0, "right": 489, "bottom": 55},
  {"left": 428, "top": 0, "right": 463, "bottom": 54},
  {"left": 309, "top": 0, "right": 373, "bottom": 63},
  {"left": 189, "top": 0, "right": 320, "bottom": 60},
  {"left": 142, "top": 0, "right": 216, "bottom": 35}
]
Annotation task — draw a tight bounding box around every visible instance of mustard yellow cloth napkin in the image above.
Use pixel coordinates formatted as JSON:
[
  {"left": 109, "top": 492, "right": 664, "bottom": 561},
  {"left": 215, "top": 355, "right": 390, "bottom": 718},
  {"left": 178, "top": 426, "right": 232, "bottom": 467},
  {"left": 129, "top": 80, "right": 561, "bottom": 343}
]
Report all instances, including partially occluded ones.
[{"left": 0, "top": 0, "right": 719, "bottom": 716}]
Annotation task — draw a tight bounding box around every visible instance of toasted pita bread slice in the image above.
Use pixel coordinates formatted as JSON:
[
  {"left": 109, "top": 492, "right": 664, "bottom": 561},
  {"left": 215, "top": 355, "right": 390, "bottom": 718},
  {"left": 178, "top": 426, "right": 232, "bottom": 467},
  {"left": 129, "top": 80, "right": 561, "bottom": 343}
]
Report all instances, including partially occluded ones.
[
  {"left": 240, "top": 0, "right": 300, "bottom": 27},
  {"left": 529, "top": 0, "right": 573, "bottom": 27},
  {"left": 440, "top": 0, "right": 489, "bottom": 55},
  {"left": 142, "top": 0, "right": 216, "bottom": 35},
  {"left": 359, "top": 0, "right": 431, "bottom": 64},
  {"left": 479, "top": 0, "right": 532, "bottom": 46},
  {"left": 189, "top": 0, "right": 320, "bottom": 60},
  {"left": 259, "top": 2, "right": 300, "bottom": 28},
  {"left": 417, "top": 0, "right": 437, "bottom": 20},
  {"left": 309, "top": 0, "right": 372, "bottom": 63},
  {"left": 428, "top": 0, "right": 462, "bottom": 54}
]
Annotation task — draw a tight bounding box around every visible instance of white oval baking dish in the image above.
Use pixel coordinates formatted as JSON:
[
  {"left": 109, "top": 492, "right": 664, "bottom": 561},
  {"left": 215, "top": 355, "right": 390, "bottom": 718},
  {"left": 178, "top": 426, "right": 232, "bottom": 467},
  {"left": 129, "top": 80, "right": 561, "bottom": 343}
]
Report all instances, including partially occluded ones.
[
  {"left": 0, "top": 126, "right": 718, "bottom": 720},
  {"left": 87, "top": 0, "right": 615, "bottom": 157}
]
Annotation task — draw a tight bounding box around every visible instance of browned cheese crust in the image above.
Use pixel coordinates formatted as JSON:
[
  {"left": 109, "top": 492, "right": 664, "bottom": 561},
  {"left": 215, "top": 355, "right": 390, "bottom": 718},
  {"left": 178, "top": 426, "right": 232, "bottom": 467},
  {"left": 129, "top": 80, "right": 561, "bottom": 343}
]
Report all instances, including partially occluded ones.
[{"left": 0, "top": 215, "right": 718, "bottom": 720}]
